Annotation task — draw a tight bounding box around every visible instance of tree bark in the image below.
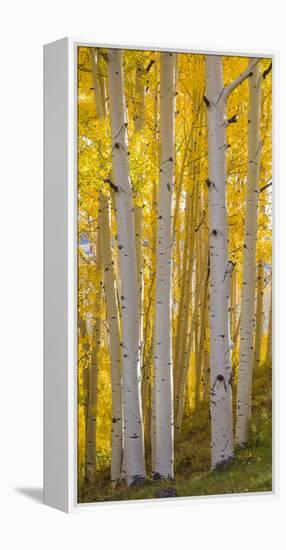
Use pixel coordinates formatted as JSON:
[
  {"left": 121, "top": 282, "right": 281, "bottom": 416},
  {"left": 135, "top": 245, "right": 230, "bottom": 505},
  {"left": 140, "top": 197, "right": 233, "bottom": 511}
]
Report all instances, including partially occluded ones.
[
  {"left": 90, "top": 49, "right": 124, "bottom": 483},
  {"left": 99, "top": 193, "right": 123, "bottom": 485},
  {"left": 85, "top": 310, "right": 101, "bottom": 482},
  {"left": 153, "top": 52, "right": 176, "bottom": 479},
  {"left": 205, "top": 55, "right": 234, "bottom": 469},
  {"left": 107, "top": 49, "right": 145, "bottom": 484},
  {"left": 236, "top": 62, "right": 261, "bottom": 447},
  {"left": 133, "top": 62, "right": 146, "bottom": 411},
  {"left": 253, "top": 260, "right": 264, "bottom": 369},
  {"left": 173, "top": 189, "right": 194, "bottom": 388},
  {"left": 134, "top": 62, "right": 145, "bottom": 131},
  {"left": 265, "top": 278, "right": 272, "bottom": 366},
  {"left": 195, "top": 250, "right": 210, "bottom": 408},
  {"left": 90, "top": 48, "right": 105, "bottom": 119},
  {"left": 84, "top": 213, "right": 104, "bottom": 482},
  {"left": 205, "top": 55, "right": 259, "bottom": 467}
]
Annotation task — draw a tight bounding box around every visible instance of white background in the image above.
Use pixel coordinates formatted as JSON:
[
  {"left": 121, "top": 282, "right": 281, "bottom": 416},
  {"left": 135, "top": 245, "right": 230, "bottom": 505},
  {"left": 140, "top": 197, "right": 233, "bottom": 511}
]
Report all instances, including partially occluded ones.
[{"left": 0, "top": 1, "right": 285, "bottom": 548}]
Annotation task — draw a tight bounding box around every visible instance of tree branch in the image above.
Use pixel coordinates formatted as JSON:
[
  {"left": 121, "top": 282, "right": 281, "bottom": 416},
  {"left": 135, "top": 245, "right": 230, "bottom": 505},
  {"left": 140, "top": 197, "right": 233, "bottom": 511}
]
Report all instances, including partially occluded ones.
[
  {"left": 223, "top": 58, "right": 260, "bottom": 101},
  {"left": 263, "top": 62, "right": 272, "bottom": 80},
  {"left": 146, "top": 59, "right": 155, "bottom": 73},
  {"left": 260, "top": 181, "right": 272, "bottom": 193}
]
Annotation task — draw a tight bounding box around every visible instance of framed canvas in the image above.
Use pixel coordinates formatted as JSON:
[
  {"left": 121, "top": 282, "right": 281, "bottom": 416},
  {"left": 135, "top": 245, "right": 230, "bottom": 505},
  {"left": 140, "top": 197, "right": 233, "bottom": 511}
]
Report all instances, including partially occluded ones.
[{"left": 44, "top": 38, "right": 275, "bottom": 512}]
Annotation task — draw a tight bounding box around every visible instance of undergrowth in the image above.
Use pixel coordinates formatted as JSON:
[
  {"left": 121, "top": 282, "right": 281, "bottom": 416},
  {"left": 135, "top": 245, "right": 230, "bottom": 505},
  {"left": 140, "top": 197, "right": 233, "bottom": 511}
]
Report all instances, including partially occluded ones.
[{"left": 78, "top": 365, "right": 272, "bottom": 503}]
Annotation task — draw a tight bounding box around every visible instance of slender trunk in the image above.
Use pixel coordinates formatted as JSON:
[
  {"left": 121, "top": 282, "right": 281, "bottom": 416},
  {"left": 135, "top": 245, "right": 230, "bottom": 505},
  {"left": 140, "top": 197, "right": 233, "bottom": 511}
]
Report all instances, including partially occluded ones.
[
  {"left": 230, "top": 269, "right": 237, "bottom": 343},
  {"left": 175, "top": 293, "right": 196, "bottom": 437},
  {"left": 202, "top": 349, "right": 210, "bottom": 401},
  {"left": 107, "top": 49, "right": 145, "bottom": 484},
  {"left": 174, "top": 186, "right": 197, "bottom": 434},
  {"left": 134, "top": 62, "right": 145, "bottom": 131},
  {"left": 236, "top": 63, "right": 261, "bottom": 447},
  {"left": 78, "top": 316, "right": 90, "bottom": 438},
  {"left": 90, "top": 48, "right": 105, "bottom": 119},
  {"left": 195, "top": 254, "right": 210, "bottom": 408},
  {"left": 79, "top": 316, "right": 90, "bottom": 465},
  {"left": 174, "top": 180, "right": 197, "bottom": 400},
  {"left": 253, "top": 260, "right": 264, "bottom": 369},
  {"left": 265, "top": 280, "right": 272, "bottom": 366},
  {"left": 194, "top": 211, "right": 207, "bottom": 409},
  {"left": 205, "top": 55, "right": 234, "bottom": 468},
  {"left": 134, "top": 205, "right": 144, "bottom": 380},
  {"left": 84, "top": 215, "right": 104, "bottom": 481},
  {"left": 173, "top": 189, "right": 193, "bottom": 381},
  {"left": 142, "top": 341, "right": 153, "bottom": 430},
  {"left": 90, "top": 50, "right": 124, "bottom": 483},
  {"left": 153, "top": 52, "right": 176, "bottom": 479},
  {"left": 150, "top": 79, "right": 159, "bottom": 468},
  {"left": 142, "top": 272, "right": 155, "bottom": 427},
  {"left": 85, "top": 311, "right": 101, "bottom": 482},
  {"left": 99, "top": 193, "right": 123, "bottom": 485},
  {"left": 134, "top": 62, "right": 146, "bottom": 403},
  {"left": 205, "top": 56, "right": 259, "bottom": 466}
]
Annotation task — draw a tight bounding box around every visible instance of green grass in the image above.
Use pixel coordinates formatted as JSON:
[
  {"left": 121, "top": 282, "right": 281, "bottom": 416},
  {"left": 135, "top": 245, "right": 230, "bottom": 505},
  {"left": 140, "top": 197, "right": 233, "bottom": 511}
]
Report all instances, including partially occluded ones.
[{"left": 78, "top": 365, "right": 272, "bottom": 503}]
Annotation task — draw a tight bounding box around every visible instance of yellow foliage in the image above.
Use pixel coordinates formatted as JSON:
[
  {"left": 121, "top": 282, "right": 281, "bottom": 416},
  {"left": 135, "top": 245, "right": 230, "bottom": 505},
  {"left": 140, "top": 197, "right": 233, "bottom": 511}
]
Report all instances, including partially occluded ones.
[{"left": 77, "top": 47, "right": 272, "bottom": 482}]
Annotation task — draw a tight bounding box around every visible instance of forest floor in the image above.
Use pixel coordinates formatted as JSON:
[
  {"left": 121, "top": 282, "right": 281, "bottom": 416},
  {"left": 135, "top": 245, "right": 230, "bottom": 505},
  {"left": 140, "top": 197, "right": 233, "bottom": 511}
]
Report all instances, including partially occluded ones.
[{"left": 78, "top": 365, "right": 272, "bottom": 503}]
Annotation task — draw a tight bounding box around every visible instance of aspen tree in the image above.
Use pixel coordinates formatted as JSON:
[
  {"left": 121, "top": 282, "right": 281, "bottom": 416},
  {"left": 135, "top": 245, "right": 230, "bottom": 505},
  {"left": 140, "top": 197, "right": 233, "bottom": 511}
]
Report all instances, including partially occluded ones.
[
  {"left": 195, "top": 250, "right": 210, "bottom": 408},
  {"left": 99, "top": 194, "right": 123, "bottom": 485},
  {"left": 174, "top": 103, "right": 205, "bottom": 417},
  {"left": 85, "top": 318, "right": 100, "bottom": 482},
  {"left": 173, "top": 187, "right": 193, "bottom": 385},
  {"left": 142, "top": 271, "right": 155, "bottom": 422},
  {"left": 205, "top": 55, "right": 259, "bottom": 468},
  {"left": 230, "top": 269, "right": 237, "bottom": 342},
  {"left": 134, "top": 62, "right": 145, "bottom": 130},
  {"left": 134, "top": 206, "right": 144, "bottom": 398},
  {"left": 194, "top": 196, "right": 209, "bottom": 409},
  {"left": 173, "top": 171, "right": 198, "bottom": 394},
  {"left": 90, "top": 48, "right": 105, "bottom": 119},
  {"left": 85, "top": 225, "right": 102, "bottom": 482},
  {"left": 172, "top": 132, "right": 192, "bottom": 240},
  {"left": 253, "top": 261, "right": 264, "bottom": 369},
  {"left": 90, "top": 50, "right": 124, "bottom": 484},
  {"left": 175, "top": 303, "right": 196, "bottom": 436},
  {"left": 148, "top": 64, "right": 159, "bottom": 470},
  {"left": 265, "top": 279, "right": 272, "bottom": 366},
  {"left": 134, "top": 61, "right": 146, "bottom": 396},
  {"left": 153, "top": 52, "right": 176, "bottom": 479},
  {"left": 236, "top": 62, "right": 262, "bottom": 447},
  {"left": 202, "top": 349, "right": 210, "bottom": 401},
  {"left": 107, "top": 49, "right": 145, "bottom": 484},
  {"left": 174, "top": 182, "right": 197, "bottom": 434},
  {"left": 79, "top": 316, "right": 90, "bottom": 458}
]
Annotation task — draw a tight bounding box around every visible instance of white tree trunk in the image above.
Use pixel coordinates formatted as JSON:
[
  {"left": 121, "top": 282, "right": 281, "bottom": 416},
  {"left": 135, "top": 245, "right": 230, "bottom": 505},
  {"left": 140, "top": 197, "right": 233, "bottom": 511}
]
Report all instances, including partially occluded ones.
[
  {"left": 253, "top": 260, "right": 264, "bottom": 369},
  {"left": 90, "top": 48, "right": 105, "bottom": 119},
  {"left": 236, "top": 62, "right": 261, "bottom": 447},
  {"left": 134, "top": 62, "right": 145, "bottom": 131},
  {"left": 134, "top": 205, "right": 144, "bottom": 385},
  {"left": 84, "top": 216, "right": 103, "bottom": 481},
  {"left": 265, "top": 280, "right": 272, "bottom": 366},
  {"left": 205, "top": 55, "right": 259, "bottom": 467},
  {"left": 133, "top": 64, "right": 145, "bottom": 403},
  {"left": 205, "top": 55, "right": 234, "bottom": 469},
  {"left": 99, "top": 193, "right": 123, "bottom": 485},
  {"left": 107, "top": 49, "right": 145, "bottom": 484},
  {"left": 153, "top": 52, "right": 176, "bottom": 479},
  {"left": 79, "top": 315, "right": 90, "bottom": 477},
  {"left": 85, "top": 310, "right": 100, "bottom": 482},
  {"left": 90, "top": 50, "right": 124, "bottom": 484}
]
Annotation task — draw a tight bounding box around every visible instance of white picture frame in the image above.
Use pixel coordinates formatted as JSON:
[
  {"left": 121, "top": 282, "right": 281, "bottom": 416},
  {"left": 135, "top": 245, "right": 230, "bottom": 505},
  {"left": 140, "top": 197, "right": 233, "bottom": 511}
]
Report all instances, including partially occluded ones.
[{"left": 44, "top": 37, "right": 276, "bottom": 513}]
